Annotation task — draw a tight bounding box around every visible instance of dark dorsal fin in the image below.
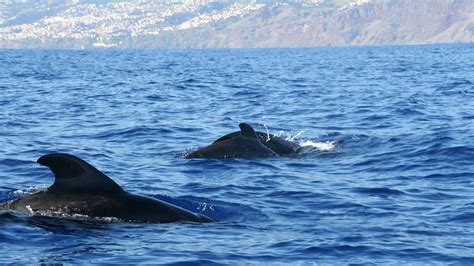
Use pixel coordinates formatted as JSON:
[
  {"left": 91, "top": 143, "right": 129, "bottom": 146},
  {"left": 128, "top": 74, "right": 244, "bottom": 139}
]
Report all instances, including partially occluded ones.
[
  {"left": 239, "top": 123, "right": 258, "bottom": 139},
  {"left": 37, "top": 153, "right": 124, "bottom": 194}
]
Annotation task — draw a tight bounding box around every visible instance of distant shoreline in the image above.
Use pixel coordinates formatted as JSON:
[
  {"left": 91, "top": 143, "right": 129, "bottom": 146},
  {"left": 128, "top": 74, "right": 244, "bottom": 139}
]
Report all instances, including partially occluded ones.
[{"left": 1, "top": 0, "right": 472, "bottom": 50}]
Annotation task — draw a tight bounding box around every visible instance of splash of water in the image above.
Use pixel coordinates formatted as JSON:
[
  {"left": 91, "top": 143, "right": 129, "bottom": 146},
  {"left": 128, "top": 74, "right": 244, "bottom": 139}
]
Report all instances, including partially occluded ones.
[
  {"left": 260, "top": 124, "right": 271, "bottom": 141},
  {"left": 298, "top": 140, "right": 339, "bottom": 151},
  {"left": 13, "top": 187, "right": 42, "bottom": 196},
  {"left": 287, "top": 129, "right": 307, "bottom": 142},
  {"left": 34, "top": 209, "right": 122, "bottom": 223}
]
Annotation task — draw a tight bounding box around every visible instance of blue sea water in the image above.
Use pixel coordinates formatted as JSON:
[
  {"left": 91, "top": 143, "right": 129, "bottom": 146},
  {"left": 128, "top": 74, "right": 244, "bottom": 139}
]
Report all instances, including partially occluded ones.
[{"left": 0, "top": 44, "right": 473, "bottom": 264}]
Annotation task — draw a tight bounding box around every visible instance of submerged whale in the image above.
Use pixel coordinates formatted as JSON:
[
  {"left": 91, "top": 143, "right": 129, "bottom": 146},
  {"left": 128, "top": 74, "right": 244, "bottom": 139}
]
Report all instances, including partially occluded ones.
[
  {"left": 0, "top": 153, "right": 214, "bottom": 223},
  {"left": 185, "top": 123, "right": 299, "bottom": 159}
]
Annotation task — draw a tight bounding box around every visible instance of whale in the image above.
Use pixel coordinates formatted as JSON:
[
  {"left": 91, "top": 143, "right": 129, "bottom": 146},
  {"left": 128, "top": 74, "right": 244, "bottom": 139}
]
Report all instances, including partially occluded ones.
[
  {"left": 212, "top": 124, "right": 300, "bottom": 156},
  {"left": 185, "top": 123, "right": 299, "bottom": 159},
  {"left": 0, "top": 153, "right": 214, "bottom": 223},
  {"left": 185, "top": 123, "right": 279, "bottom": 159}
]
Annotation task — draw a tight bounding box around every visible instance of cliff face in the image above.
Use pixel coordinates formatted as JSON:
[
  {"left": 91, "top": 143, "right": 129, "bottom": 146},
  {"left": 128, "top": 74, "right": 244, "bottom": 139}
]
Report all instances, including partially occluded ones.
[
  {"left": 165, "top": 0, "right": 473, "bottom": 48},
  {"left": 348, "top": 0, "right": 474, "bottom": 45},
  {"left": 0, "top": 0, "right": 473, "bottom": 49}
]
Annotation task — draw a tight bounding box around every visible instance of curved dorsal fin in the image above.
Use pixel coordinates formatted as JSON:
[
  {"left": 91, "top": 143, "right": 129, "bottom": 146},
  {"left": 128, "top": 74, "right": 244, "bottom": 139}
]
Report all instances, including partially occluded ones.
[
  {"left": 239, "top": 123, "right": 258, "bottom": 139},
  {"left": 37, "top": 153, "right": 124, "bottom": 194}
]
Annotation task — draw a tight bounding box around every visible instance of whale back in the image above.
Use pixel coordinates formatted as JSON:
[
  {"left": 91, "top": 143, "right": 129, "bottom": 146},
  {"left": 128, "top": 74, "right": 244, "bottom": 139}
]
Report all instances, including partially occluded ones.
[
  {"left": 38, "top": 153, "right": 124, "bottom": 194},
  {"left": 2, "top": 153, "right": 214, "bottom": 223},
  {"left": 212, "top": 124, "right": 298, "bottom": 155},
  {"left": 186, "top": 123, "right": 278, "bottom": 159},
  {"left": 239, "top": 123, "right": 259, "bottom": 138}
]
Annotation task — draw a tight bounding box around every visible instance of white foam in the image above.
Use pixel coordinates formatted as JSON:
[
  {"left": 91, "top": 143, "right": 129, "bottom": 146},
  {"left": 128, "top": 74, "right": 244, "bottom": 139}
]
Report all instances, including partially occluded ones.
[
  {"left": 25, "top": 205, "right": 35, "bottom": 215},
  {"left": 299, "top": 140, "right": 338, "bottom": 151},
  {"left": 13, "top": 186, "right": 41, "bottom": 195},
  {"left": 35, "top": 209, "right": 122, "bottom": 223},
  {"left": 262, "top": 128, "right": 339, "bottom": 152}
]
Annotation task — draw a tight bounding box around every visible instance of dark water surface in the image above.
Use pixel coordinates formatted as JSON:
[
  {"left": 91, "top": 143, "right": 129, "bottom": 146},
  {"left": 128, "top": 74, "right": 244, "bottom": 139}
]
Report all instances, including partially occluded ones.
[{"left": 1, "top": 45, "right": 473, "bottom": 264}]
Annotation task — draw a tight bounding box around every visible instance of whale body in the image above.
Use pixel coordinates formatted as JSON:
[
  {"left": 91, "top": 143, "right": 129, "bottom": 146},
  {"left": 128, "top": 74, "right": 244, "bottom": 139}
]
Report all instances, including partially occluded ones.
[
  {"left": 212, "top": 127, "right": 299, "bottom": 156},
  {"left": 185, "top": 123, "right": 279, "bottom": 159},
  {"left": 0, "top": 153, "right": 214, "bottom": 223},
  {"left": 185, "top": 123, "right": 299, "bottom": 159}
]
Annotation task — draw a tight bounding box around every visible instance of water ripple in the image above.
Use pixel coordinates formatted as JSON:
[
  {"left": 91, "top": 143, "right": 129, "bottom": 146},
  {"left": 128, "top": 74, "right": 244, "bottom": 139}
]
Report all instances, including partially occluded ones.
[{"left": 0, "top": 45, "right": 473, "bottom": 264}]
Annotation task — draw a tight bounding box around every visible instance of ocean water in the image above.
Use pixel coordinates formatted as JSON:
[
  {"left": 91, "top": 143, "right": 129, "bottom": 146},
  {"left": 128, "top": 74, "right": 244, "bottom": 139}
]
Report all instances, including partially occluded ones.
[{"left": 0, "top": 44, "right": 473, "bottom": 264}]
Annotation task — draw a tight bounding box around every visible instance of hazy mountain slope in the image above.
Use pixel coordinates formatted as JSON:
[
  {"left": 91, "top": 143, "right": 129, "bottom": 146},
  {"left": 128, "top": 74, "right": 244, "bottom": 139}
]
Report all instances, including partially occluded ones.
[
  {"left": 350, "top": 0, "right": 474, "bottom": 45},
  {"left": 155, "top": 0, "right": 473, "bottom": 48},
  {"left": 0, "top": 0, "right": 472, "bottom": 49}
]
